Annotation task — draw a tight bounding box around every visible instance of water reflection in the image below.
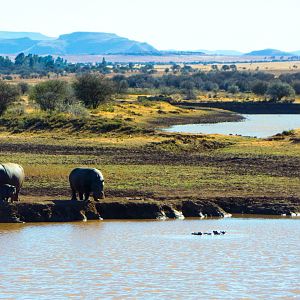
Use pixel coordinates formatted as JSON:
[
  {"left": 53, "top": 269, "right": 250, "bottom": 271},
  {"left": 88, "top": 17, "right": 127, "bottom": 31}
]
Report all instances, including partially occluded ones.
[{"left": 0, "top": 218, "right": 299, "bottom": 299}]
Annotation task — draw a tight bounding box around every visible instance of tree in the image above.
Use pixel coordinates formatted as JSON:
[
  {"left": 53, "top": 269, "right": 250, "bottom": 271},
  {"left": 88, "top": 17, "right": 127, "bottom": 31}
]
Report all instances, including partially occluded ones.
[
  {"left": 180, "top": 80, "right": 196, "bottom": 100},
  {"left": 221, "top": 65, "right": 230, "bottom": 72},
  {"left": 292, "top": 80, "right": 300, "bottom": 95},
  {"left": 18, "top": 82, "right": 30, "bottom": 95},
  {"left": 30, "top": 80, "right": 72, "bottom": 111},
  {"left": 15, "top": 53, "right": 26, "bottom": 66},
  {"left": 228, "top": 84, "right": 239, "bottom": 94},
  {"left": 171, "top": 64, "right": 181, "bottom": 73},
  {"left": 112, "top": 75, "right": 129, "bottom": 94},
  {"left": 73, "top": 73, "right": 114, "bottom": 108},
  {"left": 0, "top": 81, "right": 20, "bottom": 115},
  {"left": 211, "top": 65, "right": 219, "bottom": 71},
  {"left": 230, "top": 64, "right": 237, "bottom": 72},
  {"left": 251, "top": 80, "right": 269, "bottom": 95},
  {"left": 266, "top": 82, "right": 295, "bottom": 102}
]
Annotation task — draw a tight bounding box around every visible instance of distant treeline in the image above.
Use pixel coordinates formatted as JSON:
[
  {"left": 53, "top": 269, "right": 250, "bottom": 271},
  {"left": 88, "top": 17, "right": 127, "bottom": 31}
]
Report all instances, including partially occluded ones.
[
  {"left": 0, "top": 53, "right": 113, "bottom": 77},
  {"left": 0, "top": 53, "right": 160, "bottom": 77},
  {"left": 112, "top": 71, "right": 300, "bottom": 101},
  {"left": 1, "top": 53, "right": 300, "bottom": 103}
]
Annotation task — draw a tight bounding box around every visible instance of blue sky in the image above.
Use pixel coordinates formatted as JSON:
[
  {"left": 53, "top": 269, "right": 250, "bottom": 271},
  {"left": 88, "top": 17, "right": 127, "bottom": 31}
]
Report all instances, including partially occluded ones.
[{"left": 1, "top": 0, "right": 299, "bottom": 51}]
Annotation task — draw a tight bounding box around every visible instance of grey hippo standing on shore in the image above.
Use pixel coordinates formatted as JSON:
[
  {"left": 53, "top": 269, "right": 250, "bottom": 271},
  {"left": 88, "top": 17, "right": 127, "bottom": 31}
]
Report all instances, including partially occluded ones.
[
  {"left": 0, "top": 163, "right": 25, "bottom": 202},
  {"left": 69, "top": 167, "right": 105, "bottom": 202}
]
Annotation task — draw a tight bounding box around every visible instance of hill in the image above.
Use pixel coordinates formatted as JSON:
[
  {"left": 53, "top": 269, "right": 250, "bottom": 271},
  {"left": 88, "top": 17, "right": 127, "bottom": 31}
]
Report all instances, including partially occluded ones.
[
  {"left": 0, "top": 31, "right": 54, "bottom": 40},
  {"left": 0, "top": 38, "right": 37, "bottom": 53},
  {"left": 0, "top": 31, "right": 159, "bottom": 55},
  {"left": 199, "top": 50, "right": 244, "bottom": 56},
  {"left": 245, "top": 49, "right": 292, "bottom": 56}
]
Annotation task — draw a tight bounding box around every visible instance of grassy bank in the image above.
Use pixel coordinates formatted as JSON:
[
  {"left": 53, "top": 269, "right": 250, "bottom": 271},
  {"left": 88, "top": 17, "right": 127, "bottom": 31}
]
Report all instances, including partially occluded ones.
[
  {"left": 0, "top": 105, "right": 299, "bottom": 204},
  {"left": 0, "top": 100, "right": 299, "bottom": 207}
]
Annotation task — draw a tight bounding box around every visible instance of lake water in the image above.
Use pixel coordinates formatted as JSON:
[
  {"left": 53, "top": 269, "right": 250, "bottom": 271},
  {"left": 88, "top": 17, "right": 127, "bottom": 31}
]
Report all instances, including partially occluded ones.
[
  {"left": 0, "top": 217, "right": 299, "bottom": 299},
  {"left": 165, "top": 114, "right": 300, "bottom": 138}
]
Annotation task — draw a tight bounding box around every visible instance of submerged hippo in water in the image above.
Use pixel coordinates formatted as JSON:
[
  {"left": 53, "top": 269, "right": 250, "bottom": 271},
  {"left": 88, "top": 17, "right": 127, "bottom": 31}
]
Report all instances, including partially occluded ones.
[
  {"left": 0, "top": 163, "right": 24, "bottom": 202},
  {"left": 0, "top": 184, "right": 16, "bottom": 203},
  {"left": 69, "top": 168, "right": 105, "bottom": 202}
]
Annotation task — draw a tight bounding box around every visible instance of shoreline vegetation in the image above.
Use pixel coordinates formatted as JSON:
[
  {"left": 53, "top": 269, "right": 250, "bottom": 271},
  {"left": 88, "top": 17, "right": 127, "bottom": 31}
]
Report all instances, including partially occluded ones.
[{"left": 0, "top": 59, "right": 300, "bottom": 222}]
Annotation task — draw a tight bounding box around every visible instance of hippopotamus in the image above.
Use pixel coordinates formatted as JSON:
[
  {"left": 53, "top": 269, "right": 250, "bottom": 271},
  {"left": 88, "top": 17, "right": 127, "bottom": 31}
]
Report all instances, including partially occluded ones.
[
  {"left": 69, "top": 168, "right": 105, "bottom": 202},
  {"left": 0, "top": 163, "right": 25, "bottom": 202},
  {"left": 0, "top": 184, "right": 16, "bottom": 202}
]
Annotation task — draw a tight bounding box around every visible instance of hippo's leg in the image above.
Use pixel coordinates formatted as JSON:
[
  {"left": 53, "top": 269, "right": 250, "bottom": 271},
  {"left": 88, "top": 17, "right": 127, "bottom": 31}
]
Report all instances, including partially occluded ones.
[
  {"left": 84, "top": 192, "right": 90, "bottom": 202},
  {"left": 79, "top": 192, "right": 84, "bottom": 201},
  {"left": 71, "top": 189, "right": 77, "bottom": 201},
  {"left": 11, "top": 192, "right": 18, "bottom": 203}
]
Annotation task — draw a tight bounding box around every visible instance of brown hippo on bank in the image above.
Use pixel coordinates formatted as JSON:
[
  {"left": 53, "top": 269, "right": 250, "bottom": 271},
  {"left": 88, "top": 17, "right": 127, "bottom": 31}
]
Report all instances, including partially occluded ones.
[
  {"left": 69, "top": 168, "right": 105, "bottom": 202},
  {"left": 0, "top": 163, "right": 25, "bottom": 202}
]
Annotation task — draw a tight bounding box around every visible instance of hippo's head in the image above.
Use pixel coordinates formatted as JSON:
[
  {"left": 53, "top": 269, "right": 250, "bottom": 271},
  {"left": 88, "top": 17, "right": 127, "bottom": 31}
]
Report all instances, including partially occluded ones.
[{"left": 92, "top": 180, "right": 105, "bottom": 201}]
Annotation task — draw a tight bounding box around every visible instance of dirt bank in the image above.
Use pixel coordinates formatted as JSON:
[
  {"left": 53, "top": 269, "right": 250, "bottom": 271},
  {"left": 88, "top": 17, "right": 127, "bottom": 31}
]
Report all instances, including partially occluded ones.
[{"left": 0, "top": 197, "right": 299, "bottom": 223}]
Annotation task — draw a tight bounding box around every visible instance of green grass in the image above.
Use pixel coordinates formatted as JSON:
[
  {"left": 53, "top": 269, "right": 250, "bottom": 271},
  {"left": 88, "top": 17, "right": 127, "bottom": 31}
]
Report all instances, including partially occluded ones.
[
  {"left": 0, "top": 101, "right": 299, "bottom": 201},
  {"left": 0, "top": 149, "right": 299, "bottom": 199}
]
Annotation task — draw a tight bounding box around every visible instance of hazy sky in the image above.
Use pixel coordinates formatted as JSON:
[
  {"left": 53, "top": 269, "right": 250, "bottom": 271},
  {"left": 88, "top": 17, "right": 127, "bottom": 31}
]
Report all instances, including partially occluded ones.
[{"left": 1, "top": 0, "right": 299, "bottom": 51}]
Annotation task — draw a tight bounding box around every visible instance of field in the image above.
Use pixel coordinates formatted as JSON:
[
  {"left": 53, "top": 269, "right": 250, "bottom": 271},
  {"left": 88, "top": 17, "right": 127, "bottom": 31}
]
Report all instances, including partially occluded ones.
[
  {"left": 1, "top": 61, "right": 300, "bottom": 210},
  {"left": 0, "top": 100, "right": 299, "bottom": 205}
]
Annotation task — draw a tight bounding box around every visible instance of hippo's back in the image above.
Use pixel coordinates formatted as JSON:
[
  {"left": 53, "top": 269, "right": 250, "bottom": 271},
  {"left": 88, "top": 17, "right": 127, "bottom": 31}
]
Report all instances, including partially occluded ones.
[
  {"left": 0, "top": 163, "right": 25, "bottom": 189},
  {"left": 69, "top": 168, "right": 104, "bottom": 186}
]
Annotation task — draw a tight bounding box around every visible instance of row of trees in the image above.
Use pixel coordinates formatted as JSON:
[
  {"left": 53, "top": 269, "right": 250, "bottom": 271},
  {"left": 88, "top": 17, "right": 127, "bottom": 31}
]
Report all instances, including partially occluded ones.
[
  {"left": 0, "top": 74, "right": 114, "bottom": 116},
  {"left": 0, "top": 53, "right": 151, "bottom": 77},
  {"left": 115, "top": 71, "right": 298, "bottom": 101},
  {"left": 0, "top": 70, "right": 299, "bottom": 117},
  {"left": 31, "top": 74, "right": 114, "bottom": 113}
]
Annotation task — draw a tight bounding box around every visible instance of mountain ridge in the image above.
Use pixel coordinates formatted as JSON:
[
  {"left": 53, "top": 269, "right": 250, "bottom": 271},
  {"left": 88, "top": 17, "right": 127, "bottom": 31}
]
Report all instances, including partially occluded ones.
[
  {"left": 0, "top": 31, "right": 159, "bottom": 55},
  {"left": 245, "top": 48, "right": 293, "bottom": 56}
]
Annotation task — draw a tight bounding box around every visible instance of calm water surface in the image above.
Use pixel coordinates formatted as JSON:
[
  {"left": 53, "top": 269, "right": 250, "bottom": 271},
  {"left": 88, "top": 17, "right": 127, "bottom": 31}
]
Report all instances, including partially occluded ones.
[
  {"left": 0, "top": 218, "right": 299, "bottom": 299},
  {"left": 166, "top": 114, "right": 300, "bottom": 138}
]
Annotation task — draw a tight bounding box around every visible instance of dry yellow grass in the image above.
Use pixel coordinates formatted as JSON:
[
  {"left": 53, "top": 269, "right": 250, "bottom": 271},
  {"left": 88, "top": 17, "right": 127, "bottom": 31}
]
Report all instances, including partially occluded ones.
[
  {"left": 93, "top": 101, "right": 208, "bottom": 126},
  {"left": 155, "top": 61, "right": 300, "bottom": 75}
]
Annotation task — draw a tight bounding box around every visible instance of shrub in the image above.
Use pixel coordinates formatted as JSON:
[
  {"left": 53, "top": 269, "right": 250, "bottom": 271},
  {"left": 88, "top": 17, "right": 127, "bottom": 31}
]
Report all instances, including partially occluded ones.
[
  {"left": 73, "top": 73, "right": 115, "bottom": 109},
  {"left": 291, "top": 81, "right": 300, "bottom": 95},
  {"left": 0, "top": 81, "right": 20, "bottom": 115},
  {"left": 266, "top": 82, "right": 295, "bottom": 102},
  {"left": 30, "top": 80, "right": 73, "bottom": 111},
  {"left": 251, "top": 80, "right": 269, "bottom": 95},
  {"left": 18, "top": 82, "right": 30, "bottom": 95},
  {"left": 228, "top": 84, "right": 240, "bottom": 94}
]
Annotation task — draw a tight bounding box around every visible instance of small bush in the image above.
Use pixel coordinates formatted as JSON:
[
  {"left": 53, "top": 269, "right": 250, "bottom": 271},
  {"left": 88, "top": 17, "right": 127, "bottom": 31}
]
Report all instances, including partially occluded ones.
[
  {"left": 266, "top": 82, "right": 295, "bottom": 102},
  {"left": 0, "top": 81, "right": 20, "bottom": 115},
  {"left": 228, "top": 85, "right": 240, "bottom": 94},
  {"left": 73, "top": 73, "right": 115, "bottom": 109},
  {"left": 18, "top": 82, "right": 30, "bottom": 95},
  {"left": 30, "top": 80, "right": 73, "bottom": 111}
]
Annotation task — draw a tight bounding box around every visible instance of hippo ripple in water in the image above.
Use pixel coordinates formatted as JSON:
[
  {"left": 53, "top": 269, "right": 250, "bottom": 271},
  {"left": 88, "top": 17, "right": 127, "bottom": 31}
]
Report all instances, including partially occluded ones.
[
  {"left": 69, "top": 168, "right": 105, "bottom": 202},
  {"left": 0, "top": 163, "right": 25, "bottom": 202}
]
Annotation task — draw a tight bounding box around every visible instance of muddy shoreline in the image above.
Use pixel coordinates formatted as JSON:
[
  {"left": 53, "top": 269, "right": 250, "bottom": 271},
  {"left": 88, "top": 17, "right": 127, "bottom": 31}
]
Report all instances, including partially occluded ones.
[{"left": 1, "top": 197, "right": 299, "bottom": 223}]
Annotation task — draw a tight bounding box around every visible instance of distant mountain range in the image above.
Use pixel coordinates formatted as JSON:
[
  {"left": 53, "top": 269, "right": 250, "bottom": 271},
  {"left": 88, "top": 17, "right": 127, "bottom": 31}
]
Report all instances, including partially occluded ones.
[
  {"left": 199, "top": 50, "right": 244, "bottom": 56},
  {"left": 0, "top": 31, "right": 159, "bottom": 55},
  {"left": 0, "top": 31, "right": 54, "bottom": 41},
  {"left": 0, "top": 31, "right": 299, "bottom": 57},
  {"left": 245, "top": 48, "right": 295, "bottom": 56}
]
